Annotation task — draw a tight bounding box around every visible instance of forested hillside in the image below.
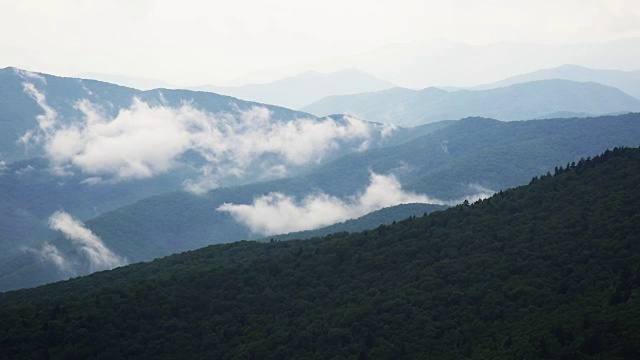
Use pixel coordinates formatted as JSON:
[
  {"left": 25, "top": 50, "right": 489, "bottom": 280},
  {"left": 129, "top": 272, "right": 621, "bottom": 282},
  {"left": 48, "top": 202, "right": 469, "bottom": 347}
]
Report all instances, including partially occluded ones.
[
  {"left": 1, "top": 147, "right": 638, "bottom": 359},
  {"left": 2, "top": 113, "right": 639, "bottom": 292},
  {"left": 265, "top": 203, "right": 448, "bottom": 242}
]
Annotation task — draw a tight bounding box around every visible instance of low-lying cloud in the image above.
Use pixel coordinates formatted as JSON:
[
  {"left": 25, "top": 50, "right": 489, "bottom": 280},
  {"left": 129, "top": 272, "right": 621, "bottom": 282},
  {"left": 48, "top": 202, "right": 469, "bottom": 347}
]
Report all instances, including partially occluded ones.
[
  {"left": 19, "top": 78, "right": 390, "bottom": 193},
  {"left": 24, "top": 242, "right": 73, "bottom": 274},
  {"left": 48, "top": 210, "right": 127, "bottom": 272},
  {"left": 218, "top": 172, "right": 441, "bottom": 235},
  {"left": 218, "top": 174, "right": 496, "bottom": 235},
  {"left": 457, "top": 183, "right": 494, "bottom": 203}
]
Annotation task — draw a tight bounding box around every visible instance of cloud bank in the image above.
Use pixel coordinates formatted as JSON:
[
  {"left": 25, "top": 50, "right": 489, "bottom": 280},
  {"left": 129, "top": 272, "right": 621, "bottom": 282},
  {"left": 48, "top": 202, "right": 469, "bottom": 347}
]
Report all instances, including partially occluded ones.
[
  {"left": 218, "top": 174, "right": 495, "bottom": 235},
  {"left": 19, "top": 78, "right": 389, "bottom": 193},
  {"left": 218, "top": 172, "right": 442, "bottom": 235},
  {"left": 48, "top": 210, "right": 127, "bottom": 272}
]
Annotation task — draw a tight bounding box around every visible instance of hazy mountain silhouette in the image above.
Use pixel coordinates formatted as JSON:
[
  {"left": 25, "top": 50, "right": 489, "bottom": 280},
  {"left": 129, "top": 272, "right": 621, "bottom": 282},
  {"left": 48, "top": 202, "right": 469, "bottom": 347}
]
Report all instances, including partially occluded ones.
[
  {"left": 303, "top": 79, "right": 640, "bottom": 126},
  {"left": 473, "top": 64, "right": 640, "bottom": 99},
  {"left": 189, "top": 68, "right": 395, "bottom": 109}
]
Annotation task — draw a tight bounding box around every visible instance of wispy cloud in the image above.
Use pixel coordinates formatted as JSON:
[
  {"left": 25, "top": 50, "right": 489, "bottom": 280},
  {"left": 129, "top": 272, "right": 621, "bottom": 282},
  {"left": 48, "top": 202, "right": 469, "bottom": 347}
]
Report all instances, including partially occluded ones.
[
  {"left": 23, "top": 242, "right": 73, "bottom": 275},
  {"left": 218, "top": 173, "right": 495, "bottom": 235},
  {"left": 440, "top": 139, "right": 449, "bottom": 154},
  {"left": 22, "top": 82, "right": 57, "bottom": 132},
  {"left": 14, "top": 164, "right": 35, "bottom": 176},
  {"left": 457, "top": 183, "right": 494, "bottom": 203},
  {"left": 48, "top": 210, "right": 127, "bottom": 272},
  {"left": 17, "top": 81, "right": 58, "bottom": 148},
  {"left": 218, "top": 172, "right": 439, "bottom": 235},
  {"left": 19, "top": 86, "right": 386, "bottom": 192},
  {"left": 14, "top": 68, "right": 46, "bottom": 84}
]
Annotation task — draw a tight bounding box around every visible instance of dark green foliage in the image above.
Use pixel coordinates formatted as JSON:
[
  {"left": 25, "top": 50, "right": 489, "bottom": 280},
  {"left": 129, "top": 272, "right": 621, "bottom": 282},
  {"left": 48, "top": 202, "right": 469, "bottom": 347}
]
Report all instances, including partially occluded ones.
[
  {"left": 0, "top": 147, "right": 639, "bottom": 359},
  {"left": 265, "top": 203, "right": 448, "bottom": 242}
]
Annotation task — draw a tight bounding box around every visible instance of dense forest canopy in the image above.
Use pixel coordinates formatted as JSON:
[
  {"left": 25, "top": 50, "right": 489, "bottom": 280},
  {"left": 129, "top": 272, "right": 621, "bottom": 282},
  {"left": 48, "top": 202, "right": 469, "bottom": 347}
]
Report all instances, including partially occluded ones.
[{"left": 0, "top": 147, "right": 639, "bottom": 359}]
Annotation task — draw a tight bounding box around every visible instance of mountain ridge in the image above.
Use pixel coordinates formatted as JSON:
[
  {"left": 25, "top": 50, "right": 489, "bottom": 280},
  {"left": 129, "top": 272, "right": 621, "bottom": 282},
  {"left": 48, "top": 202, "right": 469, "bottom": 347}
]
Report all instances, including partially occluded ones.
[
  {"left": 189, "top": 68, "right": 396, "bottom": 109},
  {"left": 472, "top": 64, "right": 640, "bottom": 99},
  {"left": 2, "top": 113, "right": 640, "bottom": 292},
  {"left": 302, "top": 79, "right": 640, "bottom": 126}
]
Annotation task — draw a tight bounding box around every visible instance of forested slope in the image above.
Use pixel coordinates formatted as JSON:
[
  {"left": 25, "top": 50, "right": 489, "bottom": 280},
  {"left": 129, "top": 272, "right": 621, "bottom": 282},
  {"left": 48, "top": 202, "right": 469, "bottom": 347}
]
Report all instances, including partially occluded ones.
[
  {"left": 2, "top": 113, "right": 640, "bottom": 292},
  {"left": 0, "top": 147, "right": 638, "bottom": 359},
  {"left": 265, "top": 203, "right": 448, "bottom": 242}
]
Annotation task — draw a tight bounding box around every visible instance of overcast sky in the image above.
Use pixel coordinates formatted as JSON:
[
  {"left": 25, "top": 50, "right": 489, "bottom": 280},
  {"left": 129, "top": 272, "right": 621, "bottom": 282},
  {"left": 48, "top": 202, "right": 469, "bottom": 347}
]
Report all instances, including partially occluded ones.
[{"left": 1, "top": 0, "right": 639, "bottom": 86}]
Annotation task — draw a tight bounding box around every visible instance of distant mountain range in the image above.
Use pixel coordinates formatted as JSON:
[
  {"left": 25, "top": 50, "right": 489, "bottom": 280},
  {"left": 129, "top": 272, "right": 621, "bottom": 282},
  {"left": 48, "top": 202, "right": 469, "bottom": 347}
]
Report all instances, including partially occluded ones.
[
  {"left": 76, "top": 69, "right": 396, "bottom": 110},
  {"left": 473, "top": 64, "right": 640, "bottom": 99},
  {"left": 243, "top": 37, "right": 640, "bottom": 89},
  {"left": 302, "top": 79, "right": 640, "bottom": 126},
  {"left": 3, "top": 67, "right": 640, "bottom": 293},
  {"left": 189, "top": 68, "right": 395, "bottom": 109},
  {"left": 75, "top": 64, "right": 640, "bottom": 113}
]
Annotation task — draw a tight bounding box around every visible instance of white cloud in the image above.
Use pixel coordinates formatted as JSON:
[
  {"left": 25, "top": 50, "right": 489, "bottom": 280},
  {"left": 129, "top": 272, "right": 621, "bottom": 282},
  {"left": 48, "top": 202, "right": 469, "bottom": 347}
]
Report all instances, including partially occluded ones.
[
  {"left": 14, "top": 164, "right": 34, "bottom": 176},
  {"left": 218, "top": 173, "right": 496, "bottom": 235},
  {"left": 80, "top": 176, "right": 104, "bottom": 185},
  {"left": 78, "top": 79, "right": 93, "bottom": 96},
  {"left": 46, "top": 98, "right": 192, "bottom": 180},
  {"left": 22, "top": 82, "right": 57, "bottom": 133},
  {"left": 34, "top": 94, "right": 382, "bottom": 193},
  {"left": 379, "top": 123, "right": 397, "bottom": 138},
  {"left": 14, "top": 68, "right": 46, "bottom": 84},
  {"left": 217, "top": 172, "right": 440, "bottom": 235},
  {"left": 458, "top": 183, "right": 494, "bottom": 204},
  {"left": 48, "top": 210, "right": 127, "bottom": 272},
  {"left": 23, "top": 242, "right": 73, "bottom": 274}
]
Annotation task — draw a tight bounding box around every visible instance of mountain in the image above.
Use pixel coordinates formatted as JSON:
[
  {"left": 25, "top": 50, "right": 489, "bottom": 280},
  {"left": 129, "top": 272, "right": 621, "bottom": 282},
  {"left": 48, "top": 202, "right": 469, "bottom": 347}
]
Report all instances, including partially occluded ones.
[
  {"left": 473, "top": 64, "right": 640, "bottom": 99},
  {"left": 302, "top": 79, "right": 640, "bottom": 126},
  {"left": 0, "top": 157, "right": 198, "bottom": 261},
  {"left": 189, "top": 68, "right": 395, "bottom": 109},
  {"left": 0, "top": 67, "right": 403, "bottom": 272},
  {"left": 2, "top": 113, "right": 639, "bottom": 291},
  {"left": 0, "top": 66, "right": 309, "bottom": 163},
  {"left": 1, "top": 147, "right": 638, "bottom": 359}
]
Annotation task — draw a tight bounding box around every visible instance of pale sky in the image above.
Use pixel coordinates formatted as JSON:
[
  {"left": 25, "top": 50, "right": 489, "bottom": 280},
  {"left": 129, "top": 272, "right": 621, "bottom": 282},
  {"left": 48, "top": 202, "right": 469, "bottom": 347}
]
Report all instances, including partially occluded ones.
[{"left": 1, "top": 0, "right": 639, "bottom": 86}]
